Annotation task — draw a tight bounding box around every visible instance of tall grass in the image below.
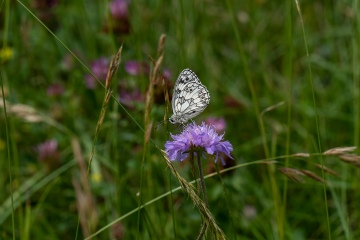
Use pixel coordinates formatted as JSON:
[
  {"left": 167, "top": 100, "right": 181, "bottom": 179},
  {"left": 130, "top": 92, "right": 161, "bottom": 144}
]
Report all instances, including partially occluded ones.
[{"left": 1, "top": 0, "right": 360, "bottom": 239}]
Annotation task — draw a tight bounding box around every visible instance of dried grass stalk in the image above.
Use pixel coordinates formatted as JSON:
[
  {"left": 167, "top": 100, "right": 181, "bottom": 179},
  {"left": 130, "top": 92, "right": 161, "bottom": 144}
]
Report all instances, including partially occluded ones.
[
  {"left": 162, "top": 151, "right": 226, "bottom": 239},
  {"left": 338, "top": 154, "right": 360, "bottom": 168},
  {"left": 315, "top": 164, "right": 338, "bottom": 176},
  {"left": 291, "top": 153, "right": 310, "bottom": 158},
  {"left": 0, "top": 100, "right": 43, "bottom": 122},
  {"left": 72, "top": 137, "right": 98, "bottom": 237},
  {"left": 278, "top": 167, "right": 305, "bottom": 183},
  {"left": 145, "top": 121, "right": 153, "bottom": 144},
  {"left": 300, "top": 170, "right": 326, "bottom": 184},
  {"left": 260, "top": 160, "right": 278, "bottom": 165},
  {"left": 323, "top": 146, "right": 357, "bottom": 156},
  {"left": 105, "top": 46, "right": 123, "bottom": 89},
  {"left": 157, "top": 34, "right": 166, "bottom": 56},
  {"left": 88, "top": 46, "right": 123, "bottom": 172},
  {"left": 163, "top": 79, "right": 170, "bottom": 124}
]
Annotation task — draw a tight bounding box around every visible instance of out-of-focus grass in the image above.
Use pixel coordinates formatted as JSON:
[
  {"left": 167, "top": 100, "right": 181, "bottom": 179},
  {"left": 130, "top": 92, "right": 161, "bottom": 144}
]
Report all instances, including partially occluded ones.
[{"left": 1, "top": 0, "right": 360, "bottom": 239}]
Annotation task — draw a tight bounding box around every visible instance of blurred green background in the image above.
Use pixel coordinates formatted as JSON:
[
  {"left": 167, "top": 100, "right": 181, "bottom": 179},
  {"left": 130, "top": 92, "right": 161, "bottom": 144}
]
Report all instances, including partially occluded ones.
[{"left": 1, "top": 0, "right": 360, "bottom": 239}]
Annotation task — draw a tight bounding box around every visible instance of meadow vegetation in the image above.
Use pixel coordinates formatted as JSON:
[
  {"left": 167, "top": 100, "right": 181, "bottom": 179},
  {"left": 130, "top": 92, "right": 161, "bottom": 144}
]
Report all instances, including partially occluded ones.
[{"left": 1, "top": 0, "right": 360, "bottom": 239}]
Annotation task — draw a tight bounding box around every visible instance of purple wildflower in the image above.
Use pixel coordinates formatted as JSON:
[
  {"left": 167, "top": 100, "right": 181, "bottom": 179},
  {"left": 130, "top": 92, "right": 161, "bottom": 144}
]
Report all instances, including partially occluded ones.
[
  {"left": 124, "top": 60, "right": 150, "bottom": 76},
  {"left": 35, "top": 139, "right": 60, "bottom": 163},
  {"left": 91, "top": 57, "right": 109, "bottom": 81},
  {"left": 109, "top": 0, "right": 129, "bottom": 20},
  {"left": 47, "top": 83, "right": 64, "bottom": 96},
  {"left": 165, "top": 122, "right": 233, "bottom": 165},
  {"left": 84, "top": 57, "right": 109, "bottom": 89},
  {"left": 84, "top": 74, "right": 97, "bottom": 89},
  {"left": 35, "top": 139, "right": 59, "bottom": 161},
  {"left": 162, "top": 68, "right": 172, "bottom": 80},
  {"left": 205, "top": 117, "right": 226, "bottom": 133},
  {"left": 119, "top": 88, "right": 143, "bottom": 109},
  {"left": 104, "top": 0, "right": 130, "bottom": 35}
]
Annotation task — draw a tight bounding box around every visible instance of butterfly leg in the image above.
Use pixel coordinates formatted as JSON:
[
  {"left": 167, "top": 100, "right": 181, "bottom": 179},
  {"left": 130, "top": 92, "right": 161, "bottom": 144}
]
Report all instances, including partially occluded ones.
[{"left": 155, "top": 120, "right": 165, "bottom": 130}]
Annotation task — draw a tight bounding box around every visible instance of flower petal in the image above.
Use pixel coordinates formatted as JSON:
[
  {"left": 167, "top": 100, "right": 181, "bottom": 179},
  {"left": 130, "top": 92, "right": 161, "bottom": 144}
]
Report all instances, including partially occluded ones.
[{"left": 164, "top": 122, "right": 233, "bottom": 163}]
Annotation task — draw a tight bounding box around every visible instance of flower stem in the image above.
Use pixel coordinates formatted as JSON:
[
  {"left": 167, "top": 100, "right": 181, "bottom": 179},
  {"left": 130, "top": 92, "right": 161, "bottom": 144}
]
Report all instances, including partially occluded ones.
[
  {"left": 196, "top": 151, "right": 208, "bottom": 239},
  {"left": 197, "top": 152, "right": 208, "bottom": 206}
]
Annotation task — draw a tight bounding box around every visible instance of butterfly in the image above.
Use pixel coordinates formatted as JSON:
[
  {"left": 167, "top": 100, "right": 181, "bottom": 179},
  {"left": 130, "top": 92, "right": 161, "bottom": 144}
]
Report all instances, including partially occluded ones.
[{"left": 168, "top": 69, "right": 210, "bottom": 124}]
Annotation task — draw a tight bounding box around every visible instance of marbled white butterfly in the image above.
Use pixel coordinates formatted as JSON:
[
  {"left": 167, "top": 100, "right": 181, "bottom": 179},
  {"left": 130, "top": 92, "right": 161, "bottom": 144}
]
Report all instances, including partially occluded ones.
[{"left": 169, "top": 69, "right": 210, "bottom": 124}]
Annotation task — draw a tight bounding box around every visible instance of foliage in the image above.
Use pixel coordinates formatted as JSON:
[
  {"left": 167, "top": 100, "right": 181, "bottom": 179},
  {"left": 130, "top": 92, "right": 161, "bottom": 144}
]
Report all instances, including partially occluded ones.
[{"left": 1, "top": 0, "right": 360, "bottom": 239}]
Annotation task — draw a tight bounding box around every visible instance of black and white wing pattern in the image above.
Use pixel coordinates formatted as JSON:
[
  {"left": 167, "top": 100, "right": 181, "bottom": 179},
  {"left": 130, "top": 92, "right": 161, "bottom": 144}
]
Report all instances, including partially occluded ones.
[{"left": 169, "top": 69, "right": 210, "bottom": 124}]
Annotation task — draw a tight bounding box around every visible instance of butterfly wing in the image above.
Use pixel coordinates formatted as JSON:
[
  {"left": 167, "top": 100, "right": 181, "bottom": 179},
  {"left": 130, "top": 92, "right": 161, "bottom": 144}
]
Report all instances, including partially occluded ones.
[
  {"left": 171, "top": 69, "right": 210, "bottom": 122},
  {"left": 175, "top": 84, "right": 210, "bottom": 119},
  {"left": 172, "top": 69, "right": 201, "bottom": 113}
]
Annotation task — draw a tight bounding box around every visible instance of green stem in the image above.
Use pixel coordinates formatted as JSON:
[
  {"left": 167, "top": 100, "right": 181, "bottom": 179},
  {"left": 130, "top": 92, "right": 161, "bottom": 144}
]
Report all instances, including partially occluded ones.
[
  {"left": 197, "top": 152, "right": 208, "bottom": 205},
  {"left": 196, "top": 152, "right": 208, "bottom": 240}
]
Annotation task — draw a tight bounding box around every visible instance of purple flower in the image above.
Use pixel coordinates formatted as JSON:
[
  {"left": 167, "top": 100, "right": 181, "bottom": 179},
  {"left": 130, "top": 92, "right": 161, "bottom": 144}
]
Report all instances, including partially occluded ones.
[
  {"left": 84, "top": 74, "right": 97, "bottom": 89},
  {"left": 47, "top": 83, "right": 64, "bottom": 96},
  {"left": 91, "top": 57, "right": 109, "bottom": 81},
  {"left": 35, "top": 139, "right": 60, "bottom": 162},
  {"left": 119, "top": 88, "right": 143, "bottom": 109},
  {"left": 205, "top": 117, "right": 226, "bottom": 133},
  {"left": 84, "top": 57, "right": 109, "bottom": 89},
  {"left": 162, "top": 68, "right": 172, "bottom": 80},
  {"left": 165, "top": 122, "right": 233, "bottom": 165},
  {"left": 109, "top": 0, "right": 129, "bottom": 20},
  {"left": 124, "top": 60, "right": 150, "bottom": 76},
  {"left": 105, "top": 0, "right": 130, "bottom": 35}
]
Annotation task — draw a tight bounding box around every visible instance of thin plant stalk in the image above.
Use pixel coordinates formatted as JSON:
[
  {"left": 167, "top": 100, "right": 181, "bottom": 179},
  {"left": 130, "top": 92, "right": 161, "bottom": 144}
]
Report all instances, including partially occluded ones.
[
  {"left": 282, "top": 0, "right": 294, "bottom": 236},
  {"left": 163, "top": 151, "right": 226, "bottom": 240},
  {"left": 78, "top": 46, "right": 122, "bottom": 237},
  {"left": 196, "top": 151, "right": 208, "bottom": 240},
  {"left": 87, "top": 157, "right": 305, "bottom": 239},
  {"left": 294, "top": 0, "right": 331, "bottom": 237},
  {"left": 137, "top": 35, "right": 165, "bottom": 239},
  {"left": 1, "top": 71, "right": 15, "bottom": 240},
  {"left": 224, "top": 0, "right": 284, "bottom": 237},
  {"left": 215, "top": 163, "right": 237, "bottom": 239}
]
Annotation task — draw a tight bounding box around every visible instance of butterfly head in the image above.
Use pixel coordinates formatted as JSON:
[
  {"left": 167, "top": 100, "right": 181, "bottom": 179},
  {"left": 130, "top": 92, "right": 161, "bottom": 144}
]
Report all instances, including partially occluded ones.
[{"left": 169, "top": 114, "right": 188, "bottom": 124}]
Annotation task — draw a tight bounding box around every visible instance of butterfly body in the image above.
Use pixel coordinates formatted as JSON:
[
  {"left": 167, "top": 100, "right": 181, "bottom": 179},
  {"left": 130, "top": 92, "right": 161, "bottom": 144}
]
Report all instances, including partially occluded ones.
[{"left": 169, "top": 69, "right": 210, "bottom": 124}]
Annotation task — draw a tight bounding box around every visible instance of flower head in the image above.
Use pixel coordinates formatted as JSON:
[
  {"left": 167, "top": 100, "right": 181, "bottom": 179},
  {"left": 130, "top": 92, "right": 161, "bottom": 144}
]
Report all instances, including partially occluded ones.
[
  {"left": 91, "top": 57, "right": 109, "bottom": 81},
  {"left": 35, "top": 139, "right": 61, "bottom": 171},
  {"left": 124, "top": 60, "right": 150, "bottom": 76},
  {"left": 84, "top": 57, "right": 109, "bottom": 89},
  {"left": 205, "top": 117, "right": 226, "bottom": 133},
  {"left": 0, "top": 47, "right": 14, "bottom": 62},
  {"left": 165, "top": 122, "right": 233, "bottom": 165},
  {"left": 104, "top": 0, "right": 130, "bottom": 35},
  {"left": 35, "top": 139, "right": 59, "bottom": 162},
  {"left": 109, "top": 0, "right": 129, "bottom": 20},
  {"left": 162, "top": 68, "right": 172, "bottom": 80},
  {"left": 119, "top": 88, "right": 143, "bottom": 109},
  {"left": 47, "top": 83, "right": 64, "bottom": 96}
]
